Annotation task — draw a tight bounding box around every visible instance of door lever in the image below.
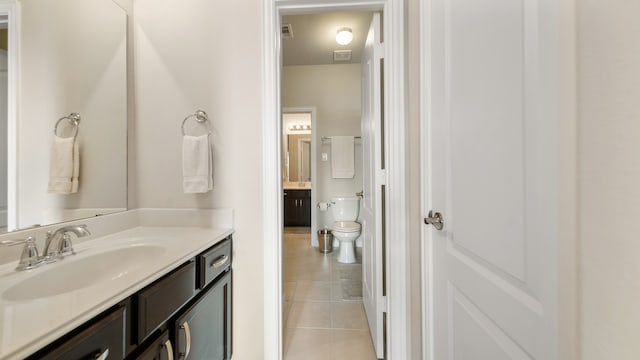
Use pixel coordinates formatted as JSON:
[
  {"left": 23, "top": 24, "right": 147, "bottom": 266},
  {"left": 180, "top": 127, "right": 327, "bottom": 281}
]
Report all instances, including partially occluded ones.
[{"left": 424, "top": 210, "right": 444, "bottom": 231}]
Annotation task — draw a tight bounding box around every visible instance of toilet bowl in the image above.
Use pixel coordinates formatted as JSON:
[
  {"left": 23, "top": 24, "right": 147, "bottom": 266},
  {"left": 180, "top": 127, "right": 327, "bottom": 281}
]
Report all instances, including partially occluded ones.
[{"left": 330, "top": 197, "right": 361, "bottom": 264}]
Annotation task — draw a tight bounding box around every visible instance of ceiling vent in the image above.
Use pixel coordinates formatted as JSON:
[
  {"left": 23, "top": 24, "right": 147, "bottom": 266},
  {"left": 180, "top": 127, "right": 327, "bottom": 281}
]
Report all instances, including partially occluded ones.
[
  {"left": 281, "top": 23, "right": 294, "bottom": 38},
  {"left": 333, "top": 50, "right": 352, "bottom": 62}
]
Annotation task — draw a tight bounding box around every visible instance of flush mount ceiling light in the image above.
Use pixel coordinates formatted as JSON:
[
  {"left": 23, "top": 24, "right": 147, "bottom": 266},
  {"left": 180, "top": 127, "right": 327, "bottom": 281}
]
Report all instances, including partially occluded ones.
[{"left": 335, "top": 27, "right": 353, "bottom": 45}]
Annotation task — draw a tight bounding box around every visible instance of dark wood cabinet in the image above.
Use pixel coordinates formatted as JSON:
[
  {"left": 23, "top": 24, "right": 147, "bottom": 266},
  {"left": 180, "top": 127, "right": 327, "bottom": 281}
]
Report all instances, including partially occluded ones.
[
  {"left": 26, "top": 305, "right": 126, "bottom": 360},
  {"left": 26, "top": 236, "right": 233, "bottom": 360},
  {"left": 173, "top": 271, "right": 232, "bottom": 360},
  {"left": 135, "top": 331, "right": 172, "bottom": 360},
  {"left": 283, "top": 189, "right": 311, "bottom": 226},
  {"left": 136, "top": 260, "right": 196, "bottom": 342}
]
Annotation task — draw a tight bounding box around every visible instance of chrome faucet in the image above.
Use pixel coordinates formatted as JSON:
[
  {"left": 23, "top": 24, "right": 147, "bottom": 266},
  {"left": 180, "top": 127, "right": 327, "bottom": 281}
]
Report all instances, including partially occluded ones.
[
  {"left": 0, "top": 224, "right": 90, "bottom": 271},
  {"left": 43, "top": 224, "right": 91, "bottom": 259},
  {"left": 0, "top": 237, "right": 44, "bottom": 270}
]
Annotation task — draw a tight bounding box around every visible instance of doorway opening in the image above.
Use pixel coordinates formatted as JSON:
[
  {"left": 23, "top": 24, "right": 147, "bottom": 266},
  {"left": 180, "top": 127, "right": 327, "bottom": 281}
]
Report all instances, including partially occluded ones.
[
  {"left": 262, "top": 0, "right": 409, "bottom": 359},
  {"left": 280, "top": 14, "right": 374, "bottom": 352}
]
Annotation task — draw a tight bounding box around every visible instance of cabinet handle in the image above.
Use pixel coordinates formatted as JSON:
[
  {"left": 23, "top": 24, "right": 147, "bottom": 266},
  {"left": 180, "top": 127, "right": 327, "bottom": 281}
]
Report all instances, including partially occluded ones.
[
  {"left": 179, "top": 321, "right": 192, "bottom": 359},
  {"left": 94, "top": 348, "right": 109, "bottom": 360},
  {"left": 163, "top": 339, "right": 174, "bottom": 360},
  {"left": 211, "top": 254, "right": 229, "bottom": 268}
]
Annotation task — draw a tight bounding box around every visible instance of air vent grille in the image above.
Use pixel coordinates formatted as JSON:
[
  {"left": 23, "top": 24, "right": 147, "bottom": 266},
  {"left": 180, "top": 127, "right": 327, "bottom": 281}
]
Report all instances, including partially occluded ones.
[
  {"left": 333, "top": 50, "right": 352, "bottom": 62},
  {"left": 281, "top": 23, "right": 293, "bottom": 38}
]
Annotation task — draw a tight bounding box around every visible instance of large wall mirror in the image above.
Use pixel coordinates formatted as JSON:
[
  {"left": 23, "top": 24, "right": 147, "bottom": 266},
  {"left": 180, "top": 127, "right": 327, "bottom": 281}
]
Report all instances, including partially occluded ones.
[
  {"left": 0, "top": 0, "right": 127, "bottom": 233},
  {"left": 282, "top": 112, "right": 312, "bottom": 183}
]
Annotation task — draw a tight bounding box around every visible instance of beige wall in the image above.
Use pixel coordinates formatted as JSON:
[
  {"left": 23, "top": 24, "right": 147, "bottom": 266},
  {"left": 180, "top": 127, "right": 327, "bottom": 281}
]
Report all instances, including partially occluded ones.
[
  {"left": 132, "top": 0, "right": 264, "bottom": 358},
  {"left": 578, "top": 0, "right": 640, "bottom": 358}
]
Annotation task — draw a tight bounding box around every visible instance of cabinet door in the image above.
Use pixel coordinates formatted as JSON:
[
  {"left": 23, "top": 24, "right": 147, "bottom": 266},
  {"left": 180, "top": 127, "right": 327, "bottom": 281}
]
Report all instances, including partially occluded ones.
[
  {"left": 28, "top": 305, "right": 125, "bottom": 360},
  {"left": 283, "top": 193, "right": 298, "bottom": 226},
  {"left": 135, "top": 331, "right": 173, "bottom": 360},
  {"left": 299, "top": 198, "right": 311, "bottom": 226},
  {"left": 174, "top": 271, "right": 232, "bottom": 360}
]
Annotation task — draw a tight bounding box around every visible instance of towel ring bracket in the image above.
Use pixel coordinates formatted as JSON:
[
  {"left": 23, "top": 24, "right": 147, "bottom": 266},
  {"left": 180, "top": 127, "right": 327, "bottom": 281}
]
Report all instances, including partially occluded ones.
[
  {"left": 181, "top": 110, "right": 212, "bottom": 136},
  {"left": 53, "top": 113, "right": 81, "bottom": 140}
]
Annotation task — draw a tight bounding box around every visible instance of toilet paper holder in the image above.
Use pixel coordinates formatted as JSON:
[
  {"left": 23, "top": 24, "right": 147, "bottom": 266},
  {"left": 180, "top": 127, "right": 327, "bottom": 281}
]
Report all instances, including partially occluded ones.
[{"left": 317, "top": 202, "right": 334, "bottom": 210}]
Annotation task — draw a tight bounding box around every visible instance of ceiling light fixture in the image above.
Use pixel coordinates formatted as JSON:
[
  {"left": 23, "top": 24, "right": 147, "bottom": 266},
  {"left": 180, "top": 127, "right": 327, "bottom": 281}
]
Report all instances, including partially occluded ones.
[
  {"left": 289, "top": 124, "right": 312, "bottom": 131},
  {"left": 336, "top": 27, "right": 353, "bottom": 45}
]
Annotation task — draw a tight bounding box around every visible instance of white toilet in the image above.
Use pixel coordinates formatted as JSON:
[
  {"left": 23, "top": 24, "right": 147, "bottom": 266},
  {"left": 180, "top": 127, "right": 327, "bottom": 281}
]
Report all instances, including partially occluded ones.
[{"left": 330, "top": 196, "right": 361, "bottom": 264}]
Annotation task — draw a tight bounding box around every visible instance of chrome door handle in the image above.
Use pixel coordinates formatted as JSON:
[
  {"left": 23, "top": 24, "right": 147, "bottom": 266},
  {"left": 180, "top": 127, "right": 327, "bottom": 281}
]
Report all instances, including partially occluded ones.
[
  {"left": 163, "top": 339, "right": 174, "bottom": 360},
  {"left": 424, "top": 211, "right": 444, "bottom": 231},
  {"left": 94, "top": 348, "right": 109, "bottom": 360},
  {"left": 211, "top": 254, "right": 229, "bottom": 268},
  {"left": 356, "top": 190, "right": 364, "bottom": 198},
  {"left": 179, "top": 321, "right": 191, "bottom": 359}
]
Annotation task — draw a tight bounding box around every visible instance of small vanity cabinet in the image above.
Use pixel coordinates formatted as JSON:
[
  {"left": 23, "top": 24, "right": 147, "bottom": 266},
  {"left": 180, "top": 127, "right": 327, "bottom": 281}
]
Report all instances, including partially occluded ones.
[
  {"left": 25, "top": 236, "right": 233, "bottom": 360},
  {"left": 283, "top": 189, "right": 311, "bottom": 226}
]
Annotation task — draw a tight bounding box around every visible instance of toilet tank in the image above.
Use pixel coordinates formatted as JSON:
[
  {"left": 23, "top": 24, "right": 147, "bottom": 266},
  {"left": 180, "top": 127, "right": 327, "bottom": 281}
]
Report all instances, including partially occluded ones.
[{"left": 331, "top": 196, "right": 360, "bottom": 221}]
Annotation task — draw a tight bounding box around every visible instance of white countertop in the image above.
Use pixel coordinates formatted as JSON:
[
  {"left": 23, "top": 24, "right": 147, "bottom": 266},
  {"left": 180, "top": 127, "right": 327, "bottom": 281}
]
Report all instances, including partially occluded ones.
[
  {"left": 0, "top": 209, "right": 233, "bottom": 359},
  {"left": 283, "top": 181, "right": 312, "bottom": 190}
]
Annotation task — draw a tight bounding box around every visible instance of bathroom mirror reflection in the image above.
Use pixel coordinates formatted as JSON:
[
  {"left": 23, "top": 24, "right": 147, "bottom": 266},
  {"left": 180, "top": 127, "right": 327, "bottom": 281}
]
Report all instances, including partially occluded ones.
[
  {"left": 1, "top": 0, "right": 127, "bottom": 233},
  {"left": 282, "top": 112, "right": 312, "bottom": 183},
  {"left": 288, "top": 135, "right": 311, "bottom": 182}
]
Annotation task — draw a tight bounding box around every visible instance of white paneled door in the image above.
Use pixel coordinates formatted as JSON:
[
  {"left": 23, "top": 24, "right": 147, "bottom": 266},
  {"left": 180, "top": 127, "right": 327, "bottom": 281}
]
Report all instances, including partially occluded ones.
[
  {"left": 361, "top": 12, "right": 384, "bottom": 359},
  {"left": 423, "top": 0, "right": 558, "bottom": 359}
]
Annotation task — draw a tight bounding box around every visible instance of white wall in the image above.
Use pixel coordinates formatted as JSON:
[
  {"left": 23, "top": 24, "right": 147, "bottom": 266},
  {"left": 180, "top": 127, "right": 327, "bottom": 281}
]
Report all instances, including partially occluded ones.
[
  {"left": 18, "top": 0, "right": 127, "bottom": 228},
  {"left": 578, "top": 1, "right": 640, "bottom": 358},
  {"left": 132, "top": 0, "right": 264, "bottom": 358},
  {"left": 282, "top": 64, "right": 363, "bottom": 245}
]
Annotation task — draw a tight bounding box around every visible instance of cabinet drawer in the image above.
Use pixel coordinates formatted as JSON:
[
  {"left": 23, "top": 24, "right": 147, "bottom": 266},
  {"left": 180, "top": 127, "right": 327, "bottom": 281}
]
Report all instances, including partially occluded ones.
[
  {"left": 284, "top": 189, "right": 310, "bottom": 198},
  {"left": 198, "top": 238, "right": 231, "bottom": 289},
  {"left": 136, "top": 260, "right": 196, "bottom": 342},
  {"left": 27, "top": 305, "right": 125, "bottom": 360}
]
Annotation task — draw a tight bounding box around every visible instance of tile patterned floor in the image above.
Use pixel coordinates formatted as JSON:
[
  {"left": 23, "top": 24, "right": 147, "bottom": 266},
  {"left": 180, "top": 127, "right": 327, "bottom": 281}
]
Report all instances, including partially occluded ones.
[{"left": 283, "top": 227, "right": 377, "bottom": 360}]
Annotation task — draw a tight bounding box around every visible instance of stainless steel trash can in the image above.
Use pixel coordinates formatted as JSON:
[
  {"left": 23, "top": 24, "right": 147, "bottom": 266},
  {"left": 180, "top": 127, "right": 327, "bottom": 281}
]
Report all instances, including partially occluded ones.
[{"left": 317, "top": 228, "right": 333, "bottom": 253}]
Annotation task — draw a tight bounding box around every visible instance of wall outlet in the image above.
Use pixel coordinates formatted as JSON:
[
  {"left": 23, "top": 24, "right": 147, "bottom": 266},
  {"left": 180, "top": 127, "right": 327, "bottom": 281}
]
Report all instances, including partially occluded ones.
[{"left": 321, "top": 152, "right": 328, "bottom": 161}]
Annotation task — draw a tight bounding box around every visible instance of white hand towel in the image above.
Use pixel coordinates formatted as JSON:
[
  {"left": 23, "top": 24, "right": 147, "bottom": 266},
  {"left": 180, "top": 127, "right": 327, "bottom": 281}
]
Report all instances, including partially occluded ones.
[
  {"left": 183, "top": 134, "right": 213, "bottom": 193},
  {"left": 71, "top": 141, "right": 80, "bottom": 193},
  {"left": 331, "top": 136, "right": 355, "bottom": 179},
  {"left": 48, "top": 135, "right": 79, "bottom": 194}
]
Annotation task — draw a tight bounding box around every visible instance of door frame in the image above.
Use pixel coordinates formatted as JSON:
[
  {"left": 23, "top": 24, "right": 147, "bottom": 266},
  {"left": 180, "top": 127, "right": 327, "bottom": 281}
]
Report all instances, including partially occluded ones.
[
  {"left": 0, "top": 1, "right": 17, "bottom": 231},
  {"left": 262, "top": 0, "right": 410, "bottom": 359}
]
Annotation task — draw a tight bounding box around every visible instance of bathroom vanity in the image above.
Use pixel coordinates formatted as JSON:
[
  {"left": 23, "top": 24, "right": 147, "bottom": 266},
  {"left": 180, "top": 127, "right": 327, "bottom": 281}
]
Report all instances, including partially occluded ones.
[
  {"left": 0, "top": 209, "right": 234, "bottom": 360},
  {"left": 283, "top": 189, "right": 311, "bottom": 227}
]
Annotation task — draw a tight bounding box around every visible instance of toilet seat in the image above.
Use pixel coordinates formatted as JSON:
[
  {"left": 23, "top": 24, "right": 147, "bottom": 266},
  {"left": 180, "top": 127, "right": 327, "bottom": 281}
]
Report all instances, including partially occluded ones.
[{"left": 331, "top": 221, "right": 361, "bottom": 233}]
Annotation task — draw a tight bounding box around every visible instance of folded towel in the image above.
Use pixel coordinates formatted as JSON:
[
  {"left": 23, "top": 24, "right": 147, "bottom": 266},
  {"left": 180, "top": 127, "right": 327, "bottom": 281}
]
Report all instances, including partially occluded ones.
[
  {"left": 48, "top": 135, "right": 80, "bottom": 194},
  {"left": 183, "top": 134, "right": 213, "bottom": 193},
  {"left": 331, "top": 136, "right": 355, "bottom": 179}
]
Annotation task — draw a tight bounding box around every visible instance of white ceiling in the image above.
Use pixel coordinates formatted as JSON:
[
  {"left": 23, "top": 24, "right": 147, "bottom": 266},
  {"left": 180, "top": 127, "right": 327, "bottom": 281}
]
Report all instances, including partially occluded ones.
[{"left": 282, "top": 11, "right": 374, "bottom": 66}]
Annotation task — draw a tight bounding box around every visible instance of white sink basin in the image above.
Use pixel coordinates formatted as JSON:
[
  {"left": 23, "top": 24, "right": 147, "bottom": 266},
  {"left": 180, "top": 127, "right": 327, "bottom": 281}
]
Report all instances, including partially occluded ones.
[{"left": 2, "top": 244, "right": 165, "bottom": 301}]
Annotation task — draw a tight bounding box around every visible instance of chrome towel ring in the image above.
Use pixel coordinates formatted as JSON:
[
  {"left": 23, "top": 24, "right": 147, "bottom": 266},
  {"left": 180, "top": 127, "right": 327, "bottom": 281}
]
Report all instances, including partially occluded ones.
[
  {"left": 53, "top": 113, "right": 81, "bottom": 140},
  {"left": 181, "top": 110, "right": 212, "bottom": 136}
]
